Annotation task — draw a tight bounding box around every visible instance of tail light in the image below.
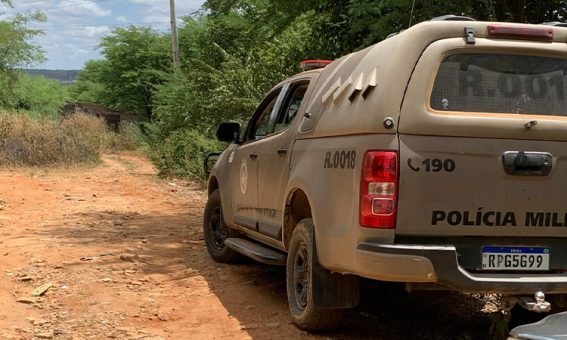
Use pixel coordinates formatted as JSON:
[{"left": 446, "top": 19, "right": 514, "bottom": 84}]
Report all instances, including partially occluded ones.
[
  {"left": 359, "top": 151, "right": 398, "bottom": 228},
  {"left": 487, "top": 24, "right": 553, "bottom": 41}
]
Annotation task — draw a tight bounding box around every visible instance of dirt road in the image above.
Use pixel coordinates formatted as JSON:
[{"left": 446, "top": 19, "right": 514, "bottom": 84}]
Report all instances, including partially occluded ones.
[{"left": 0, "top": 154, "right": 502, "bottom": 339}]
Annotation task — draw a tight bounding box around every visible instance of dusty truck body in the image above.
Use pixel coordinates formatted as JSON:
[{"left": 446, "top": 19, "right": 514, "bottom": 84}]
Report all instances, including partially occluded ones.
[{"left": 204, "top": 16, "right": 567, "bottom": 330}]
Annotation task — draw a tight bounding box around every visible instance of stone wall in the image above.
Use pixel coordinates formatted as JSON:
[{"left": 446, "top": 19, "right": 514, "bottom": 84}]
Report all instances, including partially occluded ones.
[{"left": 61, "top": 103, "right": 142, "bottom": 131}]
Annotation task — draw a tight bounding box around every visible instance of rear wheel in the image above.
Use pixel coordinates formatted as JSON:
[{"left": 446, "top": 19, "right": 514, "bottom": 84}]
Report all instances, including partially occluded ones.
[
  {"left": 203, "top": 189, "right": 243, "bottom": 263},
  {"left": 286, "top": 218, "right": 343, "bottom": 331}
]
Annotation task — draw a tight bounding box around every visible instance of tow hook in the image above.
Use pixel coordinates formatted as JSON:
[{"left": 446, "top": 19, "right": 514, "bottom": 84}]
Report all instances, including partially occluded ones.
[{"left": 518, "top": 291, "right": 551, "bottom": 313}]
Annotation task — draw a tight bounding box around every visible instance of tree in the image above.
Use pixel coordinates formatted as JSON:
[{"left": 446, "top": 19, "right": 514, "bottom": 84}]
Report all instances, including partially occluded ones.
[
  {"left": 11, "top": 73, "right": 69, "bottom": 118},
  {"left": 0, "top": 7, "right": 47, "bottom": 113},
  {"left": 69, "top": 60, "right": 107, "bottom": 104},
  {"left": 92, "top": 26, "right": 172, "bottom": 118},
  {"left": 0, "top": 12, "right": 45, "bottom": 76}
]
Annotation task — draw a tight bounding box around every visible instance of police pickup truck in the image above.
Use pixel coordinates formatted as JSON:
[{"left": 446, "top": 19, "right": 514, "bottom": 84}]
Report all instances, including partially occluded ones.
[{"left": 203, "top": 15, "right": 567, "bottom": 330}]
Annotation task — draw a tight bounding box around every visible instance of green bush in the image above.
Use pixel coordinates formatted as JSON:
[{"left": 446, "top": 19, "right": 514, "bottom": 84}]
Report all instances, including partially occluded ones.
[
  {"left": 150, "top": 128, "right": 222, "bottom": 180},
  {"left": 105, "top": 122, "right": 146, "bottom": 153},
  {"left": 12, "top": 73, "right": 69, "bottom": 119},
  {"left": 0, "top": 72, "right": 69, "bottom": 119}
]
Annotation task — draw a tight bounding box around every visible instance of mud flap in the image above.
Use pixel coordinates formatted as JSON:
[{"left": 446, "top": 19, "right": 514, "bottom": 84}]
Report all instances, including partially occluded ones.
[{"left": 312, "top": 242, "right": 360, "bottom": 309}]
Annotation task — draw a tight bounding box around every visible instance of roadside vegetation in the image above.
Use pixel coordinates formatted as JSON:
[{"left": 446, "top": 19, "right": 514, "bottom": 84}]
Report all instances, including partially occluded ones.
[
  {"left": 0, "top": 113, "right": 105, "bottom": 166},
  {"left": 0, "top": 1, "right": 143, "bottom": 167},
  {"left": 0, "top": 113, "right": 145, "bottom": 167},
  {"left": 67, "top": 0, "right": 566, "bottom": 180},
  {"left": 0, "top": 0, "right": 565, "bottom": 175},
  {"left": 0, "top": 3, "right": 69, "bottom": 119}
]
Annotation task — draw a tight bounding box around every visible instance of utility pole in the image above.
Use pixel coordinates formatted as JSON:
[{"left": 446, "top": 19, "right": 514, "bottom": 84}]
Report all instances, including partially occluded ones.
[{"left": 169, "top": 0, "right": 180, "bottom": 68}]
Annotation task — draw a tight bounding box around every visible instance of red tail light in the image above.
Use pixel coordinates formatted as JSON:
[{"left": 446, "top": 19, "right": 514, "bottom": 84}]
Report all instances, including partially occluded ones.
[{"left": 359, "top": 151, "right": 398, "bottom": 228}]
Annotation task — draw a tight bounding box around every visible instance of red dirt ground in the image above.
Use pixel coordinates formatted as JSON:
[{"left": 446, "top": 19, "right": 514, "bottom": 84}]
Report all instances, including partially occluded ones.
[{"left": 0, "top": 154, "right": 503, "bottom": 340}]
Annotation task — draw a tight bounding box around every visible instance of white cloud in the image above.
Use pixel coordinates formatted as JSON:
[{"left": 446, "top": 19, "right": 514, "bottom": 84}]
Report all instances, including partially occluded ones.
[
  {"left": 11, "top": 0, "right": 112, "bottom": 18},
  {"left": 128, "top": 0, "right": 203, "bottom": 28},
  {"left": 72, "top": 48, "right": 90, "bottom": 56},
  {"left": 116, "top": 15, "right": 128, "bottom": 23},
  {"left": 9, "top": 0, "right": 55, "bottom": 11},
  {"left": 56, "top": 0, "right": 111, "bottom": 18},
  {"left": 83, "top": 25, "right": 110, "bottom": 38}
]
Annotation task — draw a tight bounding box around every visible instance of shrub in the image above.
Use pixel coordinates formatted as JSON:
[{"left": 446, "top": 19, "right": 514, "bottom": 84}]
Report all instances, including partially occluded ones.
[
  {"left": 0, "top": 112, "right": 107, "bottom": 166},
  {"left": 150, "top": 128, "right": 222, "bottom": 180},
  {"left": 105, "top": 122, "right": 146, "bottom": 153}
]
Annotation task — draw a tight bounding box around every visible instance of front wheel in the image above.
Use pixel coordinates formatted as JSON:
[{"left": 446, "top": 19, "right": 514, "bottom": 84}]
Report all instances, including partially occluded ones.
[
  {"left": 203, "top": 189, "right": 243, "bottom": 263},
  {"left": 286, "top": 218, "right": 343, "bottom": 331}
]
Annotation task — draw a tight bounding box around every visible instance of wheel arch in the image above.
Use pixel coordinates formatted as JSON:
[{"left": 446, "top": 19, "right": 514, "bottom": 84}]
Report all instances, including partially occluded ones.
[
  {"left": 207, "top": 176, "right": 219, "bottom": 196},
  {"left": 283, "top": 187, "right": 313, "bottom": 250},
  {"left": 284, "top": 190, "right": 360, "bottom": 312}
]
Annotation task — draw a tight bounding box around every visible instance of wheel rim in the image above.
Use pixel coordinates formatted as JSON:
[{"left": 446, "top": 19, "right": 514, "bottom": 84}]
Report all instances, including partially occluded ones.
[
  {"left": 208, "top": 206, "right": 228, "bottom": 250},
  {"left": 293, "top": 241, "right": 309, "bottom": 309}
]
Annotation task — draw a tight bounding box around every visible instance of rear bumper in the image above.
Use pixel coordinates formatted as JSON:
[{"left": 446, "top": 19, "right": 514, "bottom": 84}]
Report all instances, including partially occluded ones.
[{"left": 356, "top": 242, "right": 567, "bottom": 294}]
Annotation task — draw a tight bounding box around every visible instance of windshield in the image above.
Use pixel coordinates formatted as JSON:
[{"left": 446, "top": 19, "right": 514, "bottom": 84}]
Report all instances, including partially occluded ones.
[{"left": 431, "top": 53, "right": 567, "bottom": 116}]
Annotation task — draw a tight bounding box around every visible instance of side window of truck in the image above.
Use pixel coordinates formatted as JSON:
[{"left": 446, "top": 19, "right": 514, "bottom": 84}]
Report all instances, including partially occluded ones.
[
  {"left": 274, "top": 82, "right": 309, "bottom": 133},
  {"left": 246, "top": 89, "right": 282, "bottom": 141}
]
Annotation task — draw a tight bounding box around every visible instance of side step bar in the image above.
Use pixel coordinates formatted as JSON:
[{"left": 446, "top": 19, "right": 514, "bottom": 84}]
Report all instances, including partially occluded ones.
[{"left": 225, "top": 238, "right": 286, "bottom": 266}]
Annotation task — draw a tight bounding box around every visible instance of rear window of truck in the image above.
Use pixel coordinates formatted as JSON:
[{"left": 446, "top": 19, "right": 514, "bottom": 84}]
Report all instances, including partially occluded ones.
[{"left": 430, "top": 53, "right": 567, "bottom": 116}]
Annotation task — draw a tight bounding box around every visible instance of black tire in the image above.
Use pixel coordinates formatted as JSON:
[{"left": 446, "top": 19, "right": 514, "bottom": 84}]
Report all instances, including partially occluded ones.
[
  {"left": 286, "top": 218, "right": 343, "bottom": 331},
  {"left": 203, "top": 189, "right": 243, "bottom": 263}
]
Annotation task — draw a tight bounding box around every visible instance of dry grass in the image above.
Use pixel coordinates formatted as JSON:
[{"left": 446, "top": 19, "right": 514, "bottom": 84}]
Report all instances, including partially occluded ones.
[
  {"left": 0, "top": 113, "right": 107, "bottom": 166},
  {"left": 105, "top": 122, "right": 145, "bottom": 153}
]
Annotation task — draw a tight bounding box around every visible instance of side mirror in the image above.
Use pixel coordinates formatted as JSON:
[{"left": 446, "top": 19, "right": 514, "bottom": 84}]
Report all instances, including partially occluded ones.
[{"left": 216, "top": 122, "right": 241, "bottom": 142}]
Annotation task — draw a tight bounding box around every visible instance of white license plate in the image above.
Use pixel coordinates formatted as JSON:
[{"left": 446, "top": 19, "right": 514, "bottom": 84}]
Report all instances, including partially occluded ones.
[{"left": 481, "top": 246, "right": 550, "bottom": 271}]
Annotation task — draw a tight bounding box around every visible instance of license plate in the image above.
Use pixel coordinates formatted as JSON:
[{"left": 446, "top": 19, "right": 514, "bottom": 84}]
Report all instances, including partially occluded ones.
[{"left": 481, "top": 246, "right": 550, "bottom": 271}]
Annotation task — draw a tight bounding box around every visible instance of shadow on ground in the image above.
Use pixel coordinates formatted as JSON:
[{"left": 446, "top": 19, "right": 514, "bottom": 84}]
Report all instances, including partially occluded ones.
[{"left": 34, "top": 209, "right": 511, "bottom": 339}]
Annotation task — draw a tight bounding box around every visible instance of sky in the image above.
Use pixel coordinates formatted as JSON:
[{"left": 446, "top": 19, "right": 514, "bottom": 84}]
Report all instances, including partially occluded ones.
[{"left": 1, "top": 0, "right": 206, "bottom": 70}]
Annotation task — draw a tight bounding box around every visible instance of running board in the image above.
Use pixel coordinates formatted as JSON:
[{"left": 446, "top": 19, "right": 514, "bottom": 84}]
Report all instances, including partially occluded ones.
[{"left": 225, "top": 238, "right": 286, "bottom": 266}]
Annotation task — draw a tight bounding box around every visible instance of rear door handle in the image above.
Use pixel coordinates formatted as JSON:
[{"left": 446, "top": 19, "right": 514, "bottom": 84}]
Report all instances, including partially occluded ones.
[
  {"left": 276, "top": 148, "right": 287, "bottom": 156},
  {"left": 249, "top": 153, "right": 258, "bottom": 160},
  {"left": 502, "top": 151, "right": 552, "bottom": 176}
]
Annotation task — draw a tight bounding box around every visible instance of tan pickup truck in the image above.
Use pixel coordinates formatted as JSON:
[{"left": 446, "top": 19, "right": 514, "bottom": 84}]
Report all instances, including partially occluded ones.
[{"left": 203, "top": 15, "right": 567, "bottom": 330}]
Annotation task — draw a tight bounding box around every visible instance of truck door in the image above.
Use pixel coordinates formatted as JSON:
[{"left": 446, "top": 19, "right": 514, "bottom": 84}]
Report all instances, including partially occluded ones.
[
  {"left": 231, "top": 87, "right": 285, "bottom": 231},
  {"left": 255, "top": 79, "right": 313, "bottom": 240}
]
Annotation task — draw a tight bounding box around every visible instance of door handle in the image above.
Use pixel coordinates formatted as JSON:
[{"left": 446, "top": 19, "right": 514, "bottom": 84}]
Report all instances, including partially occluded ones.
[
  {"left": 249, "top": 153, "right": 258, "bottom": 160},
  {"left": 276, "top": 148, "right": 288, "bottom": 156},
  {"left": 502, "top": 151, "right": 552, "bottom": 176}
]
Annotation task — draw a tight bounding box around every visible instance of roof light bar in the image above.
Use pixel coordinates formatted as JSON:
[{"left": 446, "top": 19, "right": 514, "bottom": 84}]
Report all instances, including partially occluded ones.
[{"left": 300, "top": 60, "right": 333, "bottom": 71}]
